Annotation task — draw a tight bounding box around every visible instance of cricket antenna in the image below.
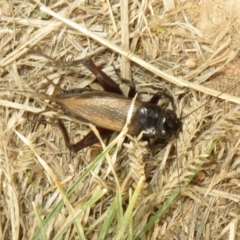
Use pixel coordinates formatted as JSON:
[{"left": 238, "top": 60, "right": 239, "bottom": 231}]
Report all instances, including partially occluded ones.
[{"left": 181, "top": 79, "right": 240, "bottom": 120}]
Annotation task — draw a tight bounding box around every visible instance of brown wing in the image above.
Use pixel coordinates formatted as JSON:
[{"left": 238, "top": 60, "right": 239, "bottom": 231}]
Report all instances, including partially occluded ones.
[{"left": 55, "top": 91, "right": 142, "bottom": 134}]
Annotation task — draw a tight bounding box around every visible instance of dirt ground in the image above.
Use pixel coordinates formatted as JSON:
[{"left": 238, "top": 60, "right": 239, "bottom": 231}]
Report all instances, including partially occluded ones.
[{"left": 1, "top": 0, "right": 240, "bottom": 239}]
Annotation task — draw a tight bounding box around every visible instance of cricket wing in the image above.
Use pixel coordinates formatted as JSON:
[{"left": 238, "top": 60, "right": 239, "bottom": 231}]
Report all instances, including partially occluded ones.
[{"left": 55, "top": 91, "right": 142, "bottom": 134}]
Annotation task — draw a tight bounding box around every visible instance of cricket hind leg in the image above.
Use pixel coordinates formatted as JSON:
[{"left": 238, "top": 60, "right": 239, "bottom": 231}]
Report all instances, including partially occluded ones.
[
  {"left": 82, "top": 59, "right": 123, "bottom": 95},
  {"left": 58, "top": 120, "right": 113, "bottom": 152},
  {"left": 83, "top": 59, "right": 138, "bottom": 98}
]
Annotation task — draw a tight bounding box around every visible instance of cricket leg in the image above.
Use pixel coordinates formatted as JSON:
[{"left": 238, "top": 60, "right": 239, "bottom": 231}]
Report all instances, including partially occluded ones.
[{"left": 58, "top": 120, "right": 113, "bottom": 152}]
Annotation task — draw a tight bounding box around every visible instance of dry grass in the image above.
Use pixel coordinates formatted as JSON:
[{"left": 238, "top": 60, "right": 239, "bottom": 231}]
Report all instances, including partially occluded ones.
[{"left": 1, "top": 0, "right": 240, "bottom": 239}]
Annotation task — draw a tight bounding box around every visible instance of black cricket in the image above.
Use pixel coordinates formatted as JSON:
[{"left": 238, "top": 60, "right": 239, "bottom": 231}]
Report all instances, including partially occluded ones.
[{"left": 55, "top": 59, "right": 181, "bottom": 152}]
